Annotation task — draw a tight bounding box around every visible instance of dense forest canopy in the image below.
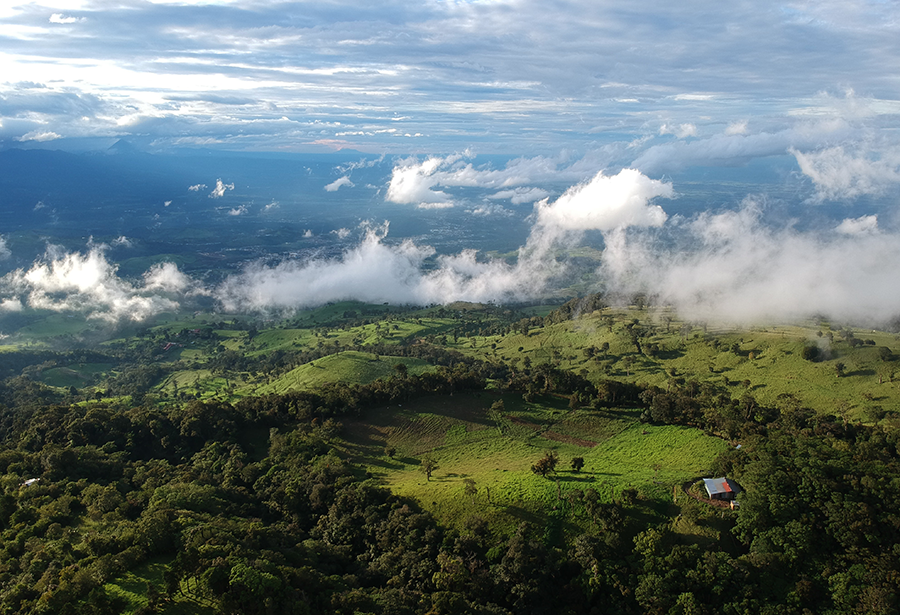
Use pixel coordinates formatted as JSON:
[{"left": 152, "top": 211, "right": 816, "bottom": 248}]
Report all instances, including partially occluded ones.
[{"left": 1, "top": 297, "right": 899, "bottom": 614}]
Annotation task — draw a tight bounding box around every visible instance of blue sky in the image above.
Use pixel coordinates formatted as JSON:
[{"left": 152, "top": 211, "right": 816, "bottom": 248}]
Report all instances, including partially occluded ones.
[{"left": 2, "top": 0, "right": 900, "bottom": 170}]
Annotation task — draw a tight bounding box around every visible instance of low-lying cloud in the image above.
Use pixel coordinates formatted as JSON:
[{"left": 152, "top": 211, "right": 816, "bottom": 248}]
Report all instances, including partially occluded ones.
[
  {"left": 2, "top": 161, "right": 898, "bottom": 328},
  {"left": 791, "top": 145, "right": 900, "bottom": 202},
  {"left": 601, "top": 201, "right": 900, "bottom": 324},
  {"left": 325, "top": 176, "right": 354, "bottom": 192},
  {"left": 0, "top": 246, "right": 195, "bottom": 322},
  {"left": 209, "top": 179, "right": 235, "bottom": 198}
]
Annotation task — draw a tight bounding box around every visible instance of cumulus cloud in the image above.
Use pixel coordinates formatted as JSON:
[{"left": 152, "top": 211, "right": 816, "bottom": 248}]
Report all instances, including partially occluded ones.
[
  {"left": 533, "top": 169, "right": 672, "bottom": 236},
  {"left": 209, "top": 179, "right": 235, "bottom": 198},
  {"left": 215, "top": 168, "right": 673, "bottom": 312},
  {"left": 0, "top": 237, "right": 10, "bottom": 260},
  {"left": 0, "top": 246, "right": 191, "bottom": 322},
  {"left": 324, "top": 176, "right": 354, "bottom": 192},
  {"left": 791, "top": 145, "right": 900, "bottom": 201},
  {"left": 0, "top": 299, "right": 23, "bottom": 313},
  {"left": 188, "top": 184, "right": 206, "bottom": 191},
  {"left": 111, "top": 235, "right": 132, "bottom": 247},
  {"left": 660, "top": 123, "right": 697, "bottom": 138},
  {"left": 384, "top": 151, "right": 616, "bottom": 209},
  {"left": 331, "top": 228, "right": 351, "bottom": 239},
  {"left": 386, "top": 156, "right": 457, "bottom": 206},
  {"left": 835, "top": 215, "right": 879, "bottom": 236},
  {"left": 599, "top": 200, "right": 900, "bottom": 324},
  {"left": 227, "top": 205, "right": 248, "bottom": 216},
  {"left": 215, "top": 224, "right": 548, "bottom": 312},
  {"left": 17, "top": 130, "right": 61, "bottom": 142}
]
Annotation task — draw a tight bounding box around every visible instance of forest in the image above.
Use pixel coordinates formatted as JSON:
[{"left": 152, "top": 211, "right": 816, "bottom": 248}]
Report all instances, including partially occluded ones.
[{"left": 1, "top": 296, "right": 900, "bottom": 614}]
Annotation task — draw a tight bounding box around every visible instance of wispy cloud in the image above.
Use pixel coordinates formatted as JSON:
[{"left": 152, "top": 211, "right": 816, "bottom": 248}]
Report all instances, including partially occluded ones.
[
  {"left": 2, "top": 1, "right": 897, "bottom": 154},
  {"left": 791, "top": 145, "right": 900, "bottom": 202},
  {"left": 324, "top": 176, "right": 354, "bottom": 192}
]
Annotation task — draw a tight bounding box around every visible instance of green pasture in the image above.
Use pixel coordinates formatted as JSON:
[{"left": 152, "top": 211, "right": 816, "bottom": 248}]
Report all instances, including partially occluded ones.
[
  {"left": 255, "top": 351, "right": 434, "bottom": 394},
  {"left": 457, "top": 310, "right": 900, "bottom": 422},
  {"left": 341, "top": 391, "right": 729, "bottom": 534},
  {"left": 39, "top": 362, "right": 112, "bottom": 388}
]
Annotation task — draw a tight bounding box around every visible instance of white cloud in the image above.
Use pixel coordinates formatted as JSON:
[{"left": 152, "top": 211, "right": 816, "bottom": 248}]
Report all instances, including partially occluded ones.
[
  {"left": 17, "top": 130, "right": 61, "bottom": 142},
  {"left": 111, "top": 235, "right": 132, "bottom": 247},
  {"left": 467, "top": 204, "right": 513, "bottom": 217},
  {"left": 188, "top": 184, "right": 206, "bottom": 191},
  {"left": 0, "top": 237, "right": 10, "bottom": 260},
  {"left": 791, "top": 145, "right": 900, "bottom": 201},
  {"left": 660, "top": 123, "right": 697, "bottom": 139},
  {"left": 331, "top": 228, "right": 351, "bottom": 239},
  {"left": 725, "top": 120, "right": 748, "bottom": 135},
  {"left": 302, "top": 229, "right": 313, "bottom": 238},
  {"left": 0, "top": 246, "right": 189, "bottom": 322},
  {"left": 227, "top": 205, "right": 247, "bottom": 215},
  {"left": 835, "top": 215, "right": 879, "bottom": 236},
  {"left": 164, "top": 200, "right": 172, "bottom": 207},
  {"left": 324, "top": 176, "right": 354, "bottom": 192},
  {"left": 384, "top": 152, "right": 615, "bottom": 209},
  {"left": 385, "top": 156, "right": 456, "bottom": 205},
  {"left": 49, "top": 14, "right": 83, "bottom": 24},
  {"left": 533, "top": 169, "right": 673, "bottom": 235},
  {"left": 209, "top": 179, "right": 235, "bottom": 198},
  {"left": 264, "top": 200, "right": 279, "bottom": 210},
  {"left": 0, "top": 299, "right": 23, "bottom": 313},
  {"left": 488, "top": 187, "right": 550, "bottom": 204},
  {"left": 599, "top": 200, "right": 900, "bottom": 324},
  {"left": 143, "top": 261, "right": 192, "bottom": 293}
]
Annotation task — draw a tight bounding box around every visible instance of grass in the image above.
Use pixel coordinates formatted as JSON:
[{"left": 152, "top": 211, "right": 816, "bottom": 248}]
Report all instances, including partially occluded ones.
[
  {"left": 455, "top": 310, "right": 900, "bottom": 422},
  {"left": 40, "top": 362, "right": 112, "bottom": 387},
  {"left": 340, "top": 390, "right": 729, "bottom": 535},
  {"left": 255, "top": 351, "right": 434, "bottom": 394},
  {"left": 103, "top": 557, "right": 217, "bottom": 615}
]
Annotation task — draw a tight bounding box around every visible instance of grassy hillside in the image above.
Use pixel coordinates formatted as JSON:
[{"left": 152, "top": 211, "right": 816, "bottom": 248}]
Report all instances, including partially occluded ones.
[
  {"left": 255, "top": 351, "right": 434, "bottom": 394},
  {"left": 340, "top": 390, "right": 729, "bottom": 534}
]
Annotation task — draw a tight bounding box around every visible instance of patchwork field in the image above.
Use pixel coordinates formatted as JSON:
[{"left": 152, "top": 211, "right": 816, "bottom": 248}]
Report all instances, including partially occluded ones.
[{"left": 340, "top": 390, "right": 730, "bottom": 533}]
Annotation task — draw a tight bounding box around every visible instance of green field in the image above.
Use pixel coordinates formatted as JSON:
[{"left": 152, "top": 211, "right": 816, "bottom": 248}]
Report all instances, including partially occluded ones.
[
  {"left": 255, "top": 351, "right": 434, "bottom": 394},
  {"left": 340, "top": 390, "right": 729, "bottom": 533}
]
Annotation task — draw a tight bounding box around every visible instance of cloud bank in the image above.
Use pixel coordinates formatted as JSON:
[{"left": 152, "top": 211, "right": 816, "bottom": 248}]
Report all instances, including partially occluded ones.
[
  {"left": 2, "top": 161, "right": 898, "bottom": 328},
  {"left": 0, "top": 246, "right": 194, "bottom": 322},
  {"left": 600, "top": 201, "right": 900, "bottom": 324}
]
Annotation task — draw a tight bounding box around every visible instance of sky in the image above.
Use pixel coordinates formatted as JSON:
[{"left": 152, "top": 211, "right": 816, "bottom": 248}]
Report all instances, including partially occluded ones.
[
  {"left": 3, "top": 0, "right": 900, "bottom": 326},
  {"left": 1, "top": 0, "right": 899, "bottom": 162}
]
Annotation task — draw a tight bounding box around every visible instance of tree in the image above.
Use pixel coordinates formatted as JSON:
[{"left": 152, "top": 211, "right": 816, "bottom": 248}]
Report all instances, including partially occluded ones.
[
  {"left": 489, "top": 400, "right": 505, "bottom": 435},
  {"left": 531, "top": 451, "right": 559, "bottom": 478},
  {"left": 835, "top": 362, "right": 845, "bottom": 378},
  {"left": 571, "top": 457, "right": 584, "bottom": 472},
  {"left": 420, "top": 455, "right": 438, "bottom": 481},
  {"left": 463, "top": 478, "right": 477, "bottom": 504}
]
